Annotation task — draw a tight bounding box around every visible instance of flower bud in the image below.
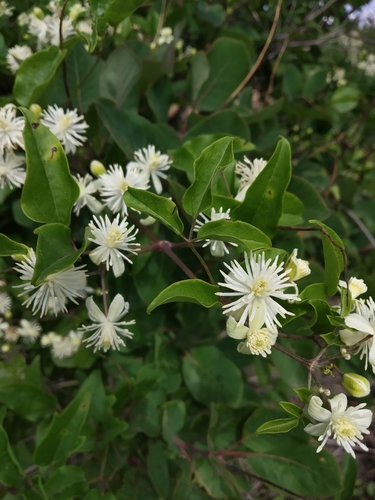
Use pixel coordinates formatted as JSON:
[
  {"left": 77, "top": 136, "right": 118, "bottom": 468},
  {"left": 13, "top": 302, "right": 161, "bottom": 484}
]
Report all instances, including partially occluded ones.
[
  {"left": 285, "top": 249, "right": 311, "bottom": 281},
  {"left": 150, "top": 41, "right": 157, "bottom": 50},
  {"left": 30, "top": 103, "right": 42, "bottom": 119},
  {"left": 32, "top": 7, "right": 44, "bottom": 19},
  {"left": 1, "top": 344, "right": 10, "bottom": 353},
  {"left": 342, "top": 373, "right": 370, "bottom": 398},
  {"left": 90, "top": 160, "right": 106, "bottom": 177}
]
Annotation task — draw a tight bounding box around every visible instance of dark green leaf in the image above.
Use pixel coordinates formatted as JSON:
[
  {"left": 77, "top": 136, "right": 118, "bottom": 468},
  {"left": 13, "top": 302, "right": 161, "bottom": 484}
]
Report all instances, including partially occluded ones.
[
  {"left": 147, "top": 280, "right": 220, "bottom": 313},
  {"left": 182, "top": 137, "right": 234, "bottom": 216},
  {"left": 123, "top": 188, "right": 184, "bottom": 235},
  {"left": 288, "top": 176, "right": 329, "bottom": 223},
  {"left": 278, "top": 191, "right": 304, "bottom": 226},
  {"left": 233, "top": 138, "right": 291, "bottom": 237},
  {"left": 0, "top": 234, "right": 28, "bottom": 256},
  {"left": 184, "top": 110, "right": 250, "bottom": 142},
  {"left": 256, "top": 417, "right": 299, "bottom": 435},
  {"left": 191, "top": 52, "right": 210, "bottom": 101},
  {"left": 43, "top": 466, "right": 88, "bottom": 500},
  {"left": 335, "top": 454, "right": 357, "bottom": 500},
  {"left": 194, "top": 457, "right": 236, "bottom": 498},
  {"left": 147, "top": 440, "right": 169, "bottom": 498},
  {"left": 182, "top": 346, "right": 244, "bottom": 406},
  {"left": 0, "top": 425, "right": 24, "bottom": 486},
  {"left": 197, "top": 219, "right": 271, "bottom": 249},
  {"left": 14, "top": 46, "right": 65, "bottom": 106},
  {"left": 162, "top": 400, "right": 186, "bottom": 447},
  {"left": 104, "top": 0, "right": 147, "bottom": 25},
  {"left": 283, "top": 65, "right": 302, "bottom": 101},
  {"left": 20, "top": 108, "right": 79, "bottom": 225}
]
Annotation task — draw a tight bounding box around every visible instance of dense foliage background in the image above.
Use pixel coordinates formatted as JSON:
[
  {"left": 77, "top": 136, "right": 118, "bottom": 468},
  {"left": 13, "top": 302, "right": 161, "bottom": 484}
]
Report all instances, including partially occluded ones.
[{"left": 1, "top": 0, "right": 375, "bottom": 499}]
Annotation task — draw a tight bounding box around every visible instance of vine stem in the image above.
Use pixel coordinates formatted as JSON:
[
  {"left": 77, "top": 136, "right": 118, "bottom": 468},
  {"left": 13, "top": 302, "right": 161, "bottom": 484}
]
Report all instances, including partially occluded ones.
[
  {"left": 59, "top": 0, "right": 73, "bottom": 107},
  {"left": 99, "top": 264, "right": 108, "bottom": 315}
]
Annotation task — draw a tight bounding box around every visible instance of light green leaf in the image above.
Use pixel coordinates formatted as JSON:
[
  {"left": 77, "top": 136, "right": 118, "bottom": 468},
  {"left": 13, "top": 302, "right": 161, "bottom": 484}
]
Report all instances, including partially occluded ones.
[
  {"left": 294, "top": 387, "right": 312, "bottom": 404},
  {"left": 0, "top": 425, "right": 24, "bottom": 486},
  {"left": 309, "top": 220, "right": 344, "bottom": 295},
  {"left": 279, "top": 401, "right": 303, "bottom": 418},
  {"left": 182, "top": 346, "right": 244, "bottom": 406},
  {"left": 278, "top": 191, "right": 304, "bottom": 226},
  {"left": 32, "top": 223, "right": 87, "bottom": 286},
  {"left": 123, "top": 188, "right": 183, "bottom": 235},
  {"left": 256, "top": 417, "right": 299, "bottom": 435},
  {"left": 196, "top": 38, "right": 250, "bottom": 111},
  {"left": 147, "top": 440, "right": 169, "bottom": 498},
  {"left": 33, "top": 390, "right": 91, "bottom": 466},
  {"left": 20, "top": 108, "right": 79, "bottom": 225},
  {"left": 0, "top": 234, "right": 28, "bottom": 256},
  {"left": 182, "top": 137, "right": 234, "bottom": 216},
  {"left": 104, "top": 0, "right": 147, "bottom": 25},
  {"left": 197, "top": 219, "right": 271, "bottom": 249},
  {"left": 331, "top": 86, "right": 360, "bottom": 114},
  {"left": 43, "top": 466, "right": 88, "bottom": 500},
  {"left": 191, "top": 52, "right": 210, "bottom": 101},
  {"left": 233, "top": 137, "right": 292, "bottom": 237},
  {"left": 100, "top": 45, "right": 142, "bottom": 108},
  {"left": 14, "top": 46, "right": 66, "bottom": 106},
  {"left": 147, "top": 280, "right": 220, "bottom": 313}
]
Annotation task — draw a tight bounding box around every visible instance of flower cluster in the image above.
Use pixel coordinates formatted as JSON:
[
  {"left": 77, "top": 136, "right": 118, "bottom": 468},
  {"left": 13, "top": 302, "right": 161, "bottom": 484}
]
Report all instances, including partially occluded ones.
[
  {"left": 0, "top": 104, "right": 26, "bottom": 190},
  {"left": 41, "top": 330, "right": 83, "bottom": 359}
]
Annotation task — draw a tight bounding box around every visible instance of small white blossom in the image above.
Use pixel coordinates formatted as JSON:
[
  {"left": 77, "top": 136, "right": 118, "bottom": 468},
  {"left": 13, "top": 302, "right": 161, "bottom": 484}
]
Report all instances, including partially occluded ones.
[
  {"left": 0, "top": 104, "right": 25, "bottom": 154},
  {"left": 73, "top": 174, "right": 103, "bottom": 215},
  {"left": 17, "top": 319, "right": 41, "bottom": 343},
  {"left": 0, "top": 151, "right": 26, "bottom": 189},
  {"left": 304, "top": 394, "right": 372, "bottom": 458},
  {"left": 217, "top": 252, "right": 300, "bottom": 331},
  {"left": 0, "top": 1, "right": 14, "bottom": 17},
  {"left": 69, "top": 2, "right": 87, "bottom": 21},
  {"left": 194, "top": 207, "right": 237, "bottom": 257},
  {"left": 0, "top": 292, "right": 11, "bottom": 314},
  {"left": 128, "top": 145, "right": 171, "bottom": 195},
  {"left": 100, "top": 164, "right": 150, "bottom": 215},
  {"left": 226, "top": 314, "right": 278, "bottom": 357},
  {"left": 88, "top": 214, "right": 139, "bottom": 277},
  {"left": 158, "top": 27, "right": 174, "bottom": 45},
  {"left": 235, "top": 157, "right": 267, "bottom": 202},
  {"left": 17, "top": 12, "right": 30, "bottom": 26},
  {"left": 6, "top": 45, "right": 33, "bottom": 73},
  {"left": 14, "top": 248, "right": 87, "bottom": 317},
  {"left": 79, "top": 294, "right": 135, "bottom": 352},
  {"left": 340, "top": 297, "right": 375, "bottom": 373},
  {"left": 285, "top": 249, "right": 311, "bottom": 281},
  {"left": 45, "top": 330, "right": 83, "bottom": 358},
  {"left": 339, "top": 277, "right": 367, "bottom": 301},
  {"left": 41, "top": 105, "right": 89, "bottom": 154}
]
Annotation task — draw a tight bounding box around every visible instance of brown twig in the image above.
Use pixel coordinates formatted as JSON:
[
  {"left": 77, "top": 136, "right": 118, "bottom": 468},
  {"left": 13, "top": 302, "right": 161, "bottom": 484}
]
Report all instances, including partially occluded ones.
[{"left": 60, "top": 0, "right": 72, "bottom": 107}]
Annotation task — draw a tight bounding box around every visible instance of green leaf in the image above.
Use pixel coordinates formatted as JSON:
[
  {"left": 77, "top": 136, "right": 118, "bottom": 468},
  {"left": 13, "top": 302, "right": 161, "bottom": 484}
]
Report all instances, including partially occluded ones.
[
  {"left": 194, "top": 457, "right": 236, "bottom": 498},
  {"left": 162, "top": 400, "right": 186, "bottom": 447},
  {"left": 0, "top": 234, "right": 28, "bottom": 256},
  {"left": 123, "top": 188, "right": 184, "bottom": 235},
  {"left": 20, "top": 108, "right": 79, "bottom": 225},
  {"left": 14, "top": 46, "right": 66, "bottom": 106},
  {"left": 331, "top": 86, "right": 360, "bottom": 113},
  {"left": 197, "top": 219, "right": 271, "bottom": 249},
  {"left": 191, "top": 52, "right": 210, "bottom": 101},
  {"left": 147, "top": 440, "right": 169, "bottom": 498},
  {"left": 256, "top": 417, "right": 299, "bottom": 435},
  {"left": 335, "top": 454, "right": 357, "bottom": 500},
  {"left": 0, "top": 425, "right": 24, "bottom": 486},
  {"left": 34, "top": 390, "right": 91, "bottom": 466},
  {"left": 302, "top": 68, "right": 328, "bottom": 97},
  {"left": 288, "top": 176, "right": 329, "bottom": 223},
  {"left": 282, "top": 65, "right": 302, "bottom": 101},
  {"left": 232, "top": 138, "right": 291, "bottom": 237},
  {"left": 0, "top": 356, "right": 57, "bottom": 422},
  {"left": 104, "top": 0, "right": 146, "bottom": 25},
  {"left": 147, "top": 280, "right": 220, "bottom": 313},
  {"left": 278, "top": 191, "right": 304, "bottom": 226},
  {"left": 309, "top": 220, "right": 344, "bottom": 295},
  {"left": 100, "top": 44, "right": 142, "bottom": 108},
  {"left": 182, "top": 346, "right": 244, "bottom": 406},
  {"left": 95, "top": 99, "right": 179, "bottom": 158},
  {"left": 184, "top": 110, "right": 250, "bottom": 142},
  {"left": 279, "top": 401, "right": 303, "bottom": 418},
  {"left": 182, "top": 137, "right": 234, "bottom": 216},
  {"left": 43, "top": 466, "right": 88, "bottom": 500},
  {"left": 294, "top": 387, "right": 312, "bottom": 404},
  {"left": 32, "top": 223, "right": 87, "bottom": 285},
  {"left": 196, "top": 38, "right": 250, "bottom": 111}
]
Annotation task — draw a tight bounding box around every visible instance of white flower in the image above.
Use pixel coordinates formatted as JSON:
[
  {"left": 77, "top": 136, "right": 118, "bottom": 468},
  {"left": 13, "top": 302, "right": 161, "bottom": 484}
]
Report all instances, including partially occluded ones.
[
  {"left": 17, "top": 12, "right": 30, "bottom": 26},
  {"left": 194, "top": 207, "right": 237, "bottom": 257},
  {"left": 45, "top": 330, "right": 83, "bottom": 358},
  {"left": 16, "top": 319, "right": 41, "bottom": 343},
  {"left": 6, "top": 45, "right": 33, "bottom": 73},
  {"left": 0, "top": 151, "right": 26, "bottom": 189},
  {"left": 45, "top": 15, "right": 75, "bottom": 46},
  {"left": 0, "top": 104, "right": 25, "bottom": 154},
  {"left": 339, "top": 277, "right": 367, "bottom": 301},
  {"left": 235, "top": 157, "right": 267, "bottom": 202},
  {"left": 75, "top": 19, "right": 92, "bottom": 36},
  {"left": 14, "top": 248, "right": 87, "bottom": 317},
  {"left": 73, "top": 174, "right": 103, "bottom": 215},
  {"left": 226, "top": 314, "right": 278, "bottom": 357},
  {"left": 0, "top": 292, "right": 11, "bottom": 314},
  {"left": 128, "top": 145, "right": 171, "bottom": 195},
  {"left": 69, "top": 2, "right": 87, "bottom": 21},
  {"left": 217, "top": 252, "right": 300, "bottom": 330},
  {"left": 79, "top": 294, "right": 135, "bottom": 352},
  {"left": 99, "top": 163, "right": 150, "bottom": 215},
  {"left": 340, "top": 297, "right": 375, "bottom": 373},
  {"left": 88, "top": 214, "right": 139, "bottom": 277},
  {"left": 41, "top": 105, "right": 89, "bottom": 154},
  {"left": 285, "top": 249, "right": 311, "bottom": 281},
  {"left": 3, "top": 326, "right": 18, "bottom": 343},
  {"left": 304, "top": 394, "right": 372, "bottom": 458},
  {"left": 0, "top": 1, "right": 14, "bottom": 17},
  {"left": 158, "top": 27, "right": 174, "bottom": 45}
]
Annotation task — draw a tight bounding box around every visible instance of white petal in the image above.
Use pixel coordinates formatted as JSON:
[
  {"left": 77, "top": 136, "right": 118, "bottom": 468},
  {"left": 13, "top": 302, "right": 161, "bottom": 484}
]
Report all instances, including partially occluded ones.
[
  {"left": 304, "top": 422, "right": 328, "bottom": 437},
  {"left": 340, "top": 328, "right": 367, "bottom": 347},
  {"left": 329, "top": 393, "right": 347, "bottom": 413},
  {"left": 112, "top": 255, "right": 125, "bottom": 277},
  {"left": 226, "top": 316, "right": 247, "bottom": 340},
  {"left": 345, "top": 313, "right": 375, "bottom": 336},
  {"left": 152, "top": 173, "right": 163, "bottom": 194},
  {"left": 86, "top": 296, "right": 106, "bottom": 323},
  {"left": 107, "top": 294, "right": 126, "bottom": 322},
  {"left": 368, "top": 337, "right": 375, "bottom": 370},
  {"left": 308, "top": 396, "right": 331, "bottom": 422}
]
